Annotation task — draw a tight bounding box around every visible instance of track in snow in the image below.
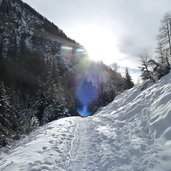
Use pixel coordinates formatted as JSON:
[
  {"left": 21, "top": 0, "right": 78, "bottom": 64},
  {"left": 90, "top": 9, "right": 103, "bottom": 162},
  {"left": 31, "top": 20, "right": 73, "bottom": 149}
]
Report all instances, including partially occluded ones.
[{"left": 67, "top": 119, "right": 100, "bottom": 171}]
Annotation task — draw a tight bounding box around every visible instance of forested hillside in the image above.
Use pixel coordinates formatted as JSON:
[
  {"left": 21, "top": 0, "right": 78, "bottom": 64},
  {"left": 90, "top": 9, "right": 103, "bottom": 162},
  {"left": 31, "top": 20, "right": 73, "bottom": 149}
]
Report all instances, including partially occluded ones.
[{"left": 0, "top": 0, "right": 133, "bottom": 146}]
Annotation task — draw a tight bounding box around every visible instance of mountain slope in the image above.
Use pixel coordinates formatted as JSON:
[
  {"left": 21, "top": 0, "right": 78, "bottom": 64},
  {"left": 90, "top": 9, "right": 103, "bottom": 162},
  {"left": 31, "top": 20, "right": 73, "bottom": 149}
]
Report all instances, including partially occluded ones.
[
  {"left": 0, "top": 0, "right": 127, "bottom": 134},
  {"left": 0, "top": 0, "right": 80, "bottom": 58},
  {"left": 1, "top": 73, "right": 171, "bottom": 170}
]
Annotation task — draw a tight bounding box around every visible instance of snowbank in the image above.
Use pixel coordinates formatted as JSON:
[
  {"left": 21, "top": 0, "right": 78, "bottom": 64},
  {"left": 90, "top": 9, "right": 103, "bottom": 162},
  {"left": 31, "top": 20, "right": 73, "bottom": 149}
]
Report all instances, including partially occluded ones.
[{"left": 1, "top": 72, "right": 171, "bottom": 170}]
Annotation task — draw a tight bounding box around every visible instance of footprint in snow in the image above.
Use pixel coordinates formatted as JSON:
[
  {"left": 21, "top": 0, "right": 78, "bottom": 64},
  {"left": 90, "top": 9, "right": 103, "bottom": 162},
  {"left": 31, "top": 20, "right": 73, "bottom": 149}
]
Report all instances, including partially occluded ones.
[{"left": 42, "top": 146, "right": 47, "bottom": 151}]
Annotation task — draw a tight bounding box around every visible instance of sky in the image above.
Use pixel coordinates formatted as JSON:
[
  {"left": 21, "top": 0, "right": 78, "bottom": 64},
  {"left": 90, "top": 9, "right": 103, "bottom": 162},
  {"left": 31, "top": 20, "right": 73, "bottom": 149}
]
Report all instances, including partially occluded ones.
[{"left": 23, "top": 0, "right": 171, "bottom": 82}]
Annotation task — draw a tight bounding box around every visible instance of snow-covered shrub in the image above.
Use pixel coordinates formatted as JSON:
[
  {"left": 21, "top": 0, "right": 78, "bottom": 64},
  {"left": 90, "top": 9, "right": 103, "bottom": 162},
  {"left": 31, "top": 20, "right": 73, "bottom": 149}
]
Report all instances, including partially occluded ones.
[{"left": 17, "top": 109, "right": 38, "bottom": 133}]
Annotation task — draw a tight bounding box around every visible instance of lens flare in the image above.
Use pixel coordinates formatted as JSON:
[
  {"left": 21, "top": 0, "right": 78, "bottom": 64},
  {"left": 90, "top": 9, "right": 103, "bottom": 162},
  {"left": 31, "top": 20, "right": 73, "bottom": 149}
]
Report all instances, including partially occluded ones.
[
  {"left": 77, "top": 106, "right": 90, "bottom": 117},
  {"left": 73, "top": 50, "right": 112, "bottom": 117},
  {"left": 76, "top": 74, "right": 99, "bottom": 117},
  {"left": 76, "top": 79, "right": 97, "bottom": 105}
]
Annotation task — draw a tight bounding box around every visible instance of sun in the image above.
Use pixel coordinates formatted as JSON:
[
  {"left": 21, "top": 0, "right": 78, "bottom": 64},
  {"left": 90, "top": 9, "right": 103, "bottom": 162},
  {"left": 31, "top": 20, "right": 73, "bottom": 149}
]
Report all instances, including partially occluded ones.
[{"left": 73, "top": 25, "right": 121, "bottom": 65}]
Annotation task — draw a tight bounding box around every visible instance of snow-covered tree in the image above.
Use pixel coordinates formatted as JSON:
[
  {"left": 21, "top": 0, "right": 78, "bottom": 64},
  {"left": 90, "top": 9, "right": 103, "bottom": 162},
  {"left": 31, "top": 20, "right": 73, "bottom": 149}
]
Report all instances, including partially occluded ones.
[
  {"left": 155, "top": 12, "right": 171, "bottom": 78},
  {"left": 157, "top": 12, "right": 171, "bottom": 58},
  {"left": 156, "top": 40, "right": 170, "bottom": 68},
  {"left": 148, "top": 59, "right": 170, "bottom": 79},
  {"left": 17, "top": 109, "right": 38, "bottom": 133},
  {"left": 0, "top": 81, "right": 12, "bottom": 133},
  {"left": 139, "top": 52, "right": 156, "bottom": 82},
  {"left": 35, "top": 56, "right": 69, "bottom": 124}
]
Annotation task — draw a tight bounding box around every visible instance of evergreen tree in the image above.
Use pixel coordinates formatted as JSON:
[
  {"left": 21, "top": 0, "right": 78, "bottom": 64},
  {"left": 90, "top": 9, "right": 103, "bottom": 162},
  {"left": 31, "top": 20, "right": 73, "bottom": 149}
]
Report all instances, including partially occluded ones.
[
  {"left": 124, "top": 68, "right": 134, "bottom": 89},
  {"left": 0, "top": 81, "right": 12, "bottom": 133},
  {"left": 37, "top": 57, "right": 68, "bottom": 124},
  {"left": 17, "top": 108, "right": 38, "bottom": 134}
]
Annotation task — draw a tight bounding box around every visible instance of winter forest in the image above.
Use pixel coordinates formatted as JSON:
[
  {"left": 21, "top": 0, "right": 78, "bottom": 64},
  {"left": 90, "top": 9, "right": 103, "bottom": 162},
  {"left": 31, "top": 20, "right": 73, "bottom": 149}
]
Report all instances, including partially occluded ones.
[
  {"left": 1, "top": 0, "right": 171, "bottom": 170},
  {"left": 0, "top": 0, "right": 134, "bottom": 147}
]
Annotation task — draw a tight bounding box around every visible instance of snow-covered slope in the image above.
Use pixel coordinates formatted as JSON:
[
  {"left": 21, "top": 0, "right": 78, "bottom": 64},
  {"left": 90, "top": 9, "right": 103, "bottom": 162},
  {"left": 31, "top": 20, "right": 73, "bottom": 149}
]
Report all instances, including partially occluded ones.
[
  {"left": 1, "top": 72, "right": 171, "bottom": 171},
  {"left": 0, "top": 0, "right": 80, "bottom": 61}
]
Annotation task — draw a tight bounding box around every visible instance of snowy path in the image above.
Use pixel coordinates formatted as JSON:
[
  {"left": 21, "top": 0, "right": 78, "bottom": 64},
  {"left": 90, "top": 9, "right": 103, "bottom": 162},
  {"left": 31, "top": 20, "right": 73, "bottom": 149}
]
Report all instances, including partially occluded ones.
[
  {"left": 68, "top": 120, "right": 98, "bottom": 171},
  {"left": 1, "top": 72, "right": 171, "bottom": 170},
  {"left": 0, "top": 114, "right": 157, "bottom": 171}
]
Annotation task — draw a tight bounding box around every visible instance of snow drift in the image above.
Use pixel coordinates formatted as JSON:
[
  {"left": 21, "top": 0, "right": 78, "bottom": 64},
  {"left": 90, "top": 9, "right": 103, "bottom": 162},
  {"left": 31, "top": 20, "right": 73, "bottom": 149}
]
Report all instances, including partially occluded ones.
[{"left": 1, "top": 72, "right": 171, "bottom": 170}]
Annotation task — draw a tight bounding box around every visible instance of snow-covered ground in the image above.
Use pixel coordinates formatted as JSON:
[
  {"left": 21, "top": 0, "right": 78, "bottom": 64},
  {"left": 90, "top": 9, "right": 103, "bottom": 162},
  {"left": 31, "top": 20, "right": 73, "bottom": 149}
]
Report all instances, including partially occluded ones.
[{"left": 1, "top": 72, "right": 171, "bottom": 171}]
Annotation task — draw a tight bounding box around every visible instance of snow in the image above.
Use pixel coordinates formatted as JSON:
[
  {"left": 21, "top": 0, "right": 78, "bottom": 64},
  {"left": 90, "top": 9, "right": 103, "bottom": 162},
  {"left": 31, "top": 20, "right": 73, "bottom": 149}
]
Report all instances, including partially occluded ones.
[
  {"left": 1, "top": 72, "right": 171, "bottom": 170},
  {"left": 25, "top": 36, "right": 32, "bottom": 50}
]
